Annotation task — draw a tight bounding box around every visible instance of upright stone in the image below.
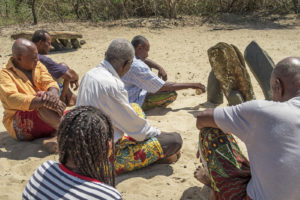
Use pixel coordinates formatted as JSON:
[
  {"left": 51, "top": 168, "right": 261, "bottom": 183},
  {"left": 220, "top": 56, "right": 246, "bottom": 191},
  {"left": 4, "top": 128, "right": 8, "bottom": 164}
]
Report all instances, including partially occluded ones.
[
  {"left": 207, "top": 70, "right": 223, "bottom": 104},
  {"left": 208, "top": 42, "right": 255, "bottom": 105},
  {"left": 244, "top": 41, "right": 274, "bottom": 100}
]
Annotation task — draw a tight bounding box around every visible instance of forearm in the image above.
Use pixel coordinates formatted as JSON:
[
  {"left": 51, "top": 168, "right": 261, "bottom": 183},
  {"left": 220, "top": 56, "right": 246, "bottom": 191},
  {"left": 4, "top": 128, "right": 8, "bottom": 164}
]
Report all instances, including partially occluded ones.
[
  {"left": 29, "top": 96, "right": 44, "bottom": 110},
  {"left": 159, "top": 82, "right": 196, "bottom": 92},
  {"left": 47, "top": 87, "right": 59, "bottom": 96},
  {"left": 144, "top": 59, "right": 161, "bottom": 70},
  {"left": 62, "top": 69, "right": 78, "bottom": 82},
  {"left": 196, "top": 108, "right": 218, "bottom": 130}
]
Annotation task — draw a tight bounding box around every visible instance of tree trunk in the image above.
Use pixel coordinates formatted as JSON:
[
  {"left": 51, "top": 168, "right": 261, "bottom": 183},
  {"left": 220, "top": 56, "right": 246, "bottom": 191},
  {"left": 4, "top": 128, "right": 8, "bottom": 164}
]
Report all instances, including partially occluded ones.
[
  {"left": 5, "top": 0, "right": 9, "bottom": 17},
  {"left": 293, "top": 0, "right": 299, "bottom": 14},
  {"left": 31, "top": 0, "right": 38, "bottom": 24}
]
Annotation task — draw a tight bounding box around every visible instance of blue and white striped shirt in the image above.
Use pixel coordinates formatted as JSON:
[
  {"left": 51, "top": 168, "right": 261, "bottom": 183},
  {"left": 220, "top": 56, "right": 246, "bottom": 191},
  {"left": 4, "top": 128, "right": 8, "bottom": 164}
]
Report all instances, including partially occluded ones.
[
  {"left": 23, "top": 160, "right": 122, "bottom": 200},
  {"left": 122, "top": 57, "right": 165, "bottom": 106}
]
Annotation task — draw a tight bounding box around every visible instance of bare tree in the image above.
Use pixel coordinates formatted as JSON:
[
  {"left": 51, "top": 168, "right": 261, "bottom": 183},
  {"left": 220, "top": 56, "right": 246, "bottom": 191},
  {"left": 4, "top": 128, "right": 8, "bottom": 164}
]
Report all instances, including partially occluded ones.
[{"left": 31, "top": 0, "right": 38, "bottom": 24}]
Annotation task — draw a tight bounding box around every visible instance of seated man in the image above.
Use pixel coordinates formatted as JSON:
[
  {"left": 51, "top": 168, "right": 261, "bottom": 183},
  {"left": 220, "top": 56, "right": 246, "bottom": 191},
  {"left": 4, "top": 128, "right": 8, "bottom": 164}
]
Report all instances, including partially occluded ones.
[
  {"left": 32, "top": 30, "right": 79, "bottom": 106},
  {"left": 23, "top": 106, "right": 122, "bottom": 200},
  {"left": 122, "top": 35, "right": 206, "bottom": 111},
  {"left": 195, "top": 57, "right": 300, "bottom": 199},
  {"left": 0, "top": 39, "right": 65, "bottom": 149},
  {"left": 76, "top": 38, "right": 182, "bottom": 174}
]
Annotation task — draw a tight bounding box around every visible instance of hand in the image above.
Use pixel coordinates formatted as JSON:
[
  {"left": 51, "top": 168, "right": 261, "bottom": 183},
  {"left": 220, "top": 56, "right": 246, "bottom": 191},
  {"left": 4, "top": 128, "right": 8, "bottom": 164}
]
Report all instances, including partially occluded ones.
[
  {"left": 158, "top": 67, "right": 168, "bottom": 81},
  {"left": 68, "top": 69, "right": 79, "bottom": 90},
  {"left": 41, "top": 91, "right": 60, "bottom": 111},
  {"left": 191, "top": 83, "right": 206, "bottom": 93},
  {"left": 54, "top": 100, "right": 66, "bottom": 116},
  {"left": 70, "top": 80, "right": 79, "bottom": 90}
]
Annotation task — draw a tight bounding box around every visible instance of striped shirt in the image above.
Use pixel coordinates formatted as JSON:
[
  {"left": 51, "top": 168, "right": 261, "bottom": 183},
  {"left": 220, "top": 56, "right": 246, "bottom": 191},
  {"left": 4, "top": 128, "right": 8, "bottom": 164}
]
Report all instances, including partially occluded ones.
[
  {"left": 22, "top": 161, "right": 122, "bottom": 200},
  {"left": 122, "top": 57, "right": 165, "bottom": 106}
]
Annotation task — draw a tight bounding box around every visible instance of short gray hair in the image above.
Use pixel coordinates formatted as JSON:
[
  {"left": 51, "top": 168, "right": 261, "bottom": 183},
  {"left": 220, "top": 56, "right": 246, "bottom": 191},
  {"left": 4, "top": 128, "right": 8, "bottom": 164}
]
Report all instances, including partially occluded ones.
[{"left": 105, "top": 39, "right": 134, "bottom": 68}]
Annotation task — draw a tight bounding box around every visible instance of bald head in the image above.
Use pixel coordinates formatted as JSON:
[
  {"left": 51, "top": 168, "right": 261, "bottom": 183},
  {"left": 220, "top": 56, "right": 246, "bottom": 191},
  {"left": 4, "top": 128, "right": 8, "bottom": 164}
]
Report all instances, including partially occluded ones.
[
  {"left": 12, "top": 38, "right": 36, "bottom": 58},
  {"left": 273, "top": 57, "right": 300, "bottom": 78},
  {"left": 12, "top": 38, "right": 38, "bottom": 71},
  {"left": 271, "top": 57, "right": 300, "bottom": 101}
]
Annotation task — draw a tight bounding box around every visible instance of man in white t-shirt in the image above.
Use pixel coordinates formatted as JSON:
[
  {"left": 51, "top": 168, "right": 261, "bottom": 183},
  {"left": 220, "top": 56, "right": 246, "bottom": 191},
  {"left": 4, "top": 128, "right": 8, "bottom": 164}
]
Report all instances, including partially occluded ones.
[{"left": 195, "top": 57, "right": 300, "bottom": 200}]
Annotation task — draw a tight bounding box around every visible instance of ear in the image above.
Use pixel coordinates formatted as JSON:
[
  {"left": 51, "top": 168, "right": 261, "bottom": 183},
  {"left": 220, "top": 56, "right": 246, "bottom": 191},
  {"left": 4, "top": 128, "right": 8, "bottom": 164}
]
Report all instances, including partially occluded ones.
[{"left": 275, "top": 78, "right": 284, "bottom": 97}]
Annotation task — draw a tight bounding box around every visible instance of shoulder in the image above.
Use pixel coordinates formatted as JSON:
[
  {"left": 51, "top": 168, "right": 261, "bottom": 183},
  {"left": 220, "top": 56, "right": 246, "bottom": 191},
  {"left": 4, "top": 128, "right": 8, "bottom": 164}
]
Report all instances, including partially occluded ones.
[
  {"left": 83, "top": 67, "right": 125, "bottom": 94},
  {"left": 91, "top": 182, "right": 122, "bottom": 200},
  {"left": 131, "top": 58, "right": 150, "bottom": 71},
  {"left": 38, "top": 54, "right": 54, "bottom": 63}
]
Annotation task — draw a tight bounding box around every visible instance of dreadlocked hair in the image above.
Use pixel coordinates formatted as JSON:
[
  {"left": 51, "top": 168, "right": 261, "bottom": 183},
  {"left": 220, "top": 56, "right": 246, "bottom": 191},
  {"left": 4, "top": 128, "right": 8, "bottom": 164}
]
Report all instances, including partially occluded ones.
[{"left": 58, "top": 106, "right": 115, "bottom": 186}]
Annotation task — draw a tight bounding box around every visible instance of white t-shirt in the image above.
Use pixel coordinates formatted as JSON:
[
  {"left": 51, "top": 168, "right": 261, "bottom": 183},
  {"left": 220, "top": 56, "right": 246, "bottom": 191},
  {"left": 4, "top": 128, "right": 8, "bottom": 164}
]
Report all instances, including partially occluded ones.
[{"left": 214, "top": 97, "right": 300, "bottom": 200}]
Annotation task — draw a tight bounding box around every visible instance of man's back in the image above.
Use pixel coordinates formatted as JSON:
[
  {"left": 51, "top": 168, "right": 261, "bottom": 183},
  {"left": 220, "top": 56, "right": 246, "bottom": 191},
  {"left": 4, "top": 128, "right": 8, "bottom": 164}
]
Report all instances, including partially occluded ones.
[
  {"left": 214, "top": 97, "right": 300, "bottom": 200},
  {"left": 76, "top": 61, "right": 160, "bottom": 143}
]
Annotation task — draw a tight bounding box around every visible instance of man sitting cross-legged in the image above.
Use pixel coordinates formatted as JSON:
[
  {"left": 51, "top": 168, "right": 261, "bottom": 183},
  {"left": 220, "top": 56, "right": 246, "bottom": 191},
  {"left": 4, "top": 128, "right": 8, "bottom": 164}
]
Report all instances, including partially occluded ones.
[
  {"left": 32, "top": 30, "right": 79, "bottom": 106},
  {"left": 195, "top": 57, "right": 300, "bottom": 200},
  {"left": 76, "top": 38, "right": 182, "bottom": 174},
  {"left": 0, "top": 39, "right": 65, "bottom": 152},
  {"left": 122, "top": 35, "right": 206, "bottom": 111}
]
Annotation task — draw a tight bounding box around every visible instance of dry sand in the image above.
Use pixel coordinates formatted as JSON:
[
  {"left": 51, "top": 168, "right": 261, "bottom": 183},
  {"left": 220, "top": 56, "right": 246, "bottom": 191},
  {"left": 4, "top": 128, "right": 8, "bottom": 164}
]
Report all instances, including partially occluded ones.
[{"left": 0, "top": 16, "right": 300, "bottom": 199}]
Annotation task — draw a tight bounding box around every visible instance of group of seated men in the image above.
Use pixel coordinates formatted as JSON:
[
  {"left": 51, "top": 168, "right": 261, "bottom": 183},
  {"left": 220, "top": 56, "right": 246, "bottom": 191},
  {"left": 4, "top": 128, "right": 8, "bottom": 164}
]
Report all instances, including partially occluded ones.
[{"left": 1, "top": 31, "right": 300, "bottom": 199}]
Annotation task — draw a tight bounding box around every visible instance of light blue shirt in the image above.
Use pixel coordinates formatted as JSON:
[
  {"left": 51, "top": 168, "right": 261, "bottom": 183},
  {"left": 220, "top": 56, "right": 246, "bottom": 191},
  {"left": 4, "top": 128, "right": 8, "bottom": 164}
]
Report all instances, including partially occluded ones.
[
  {"left": 214, "top": 97, "right": 300, "bottom": 200},
  {"left": 122, "top": 57, "right": 165, "bottom": 106}
]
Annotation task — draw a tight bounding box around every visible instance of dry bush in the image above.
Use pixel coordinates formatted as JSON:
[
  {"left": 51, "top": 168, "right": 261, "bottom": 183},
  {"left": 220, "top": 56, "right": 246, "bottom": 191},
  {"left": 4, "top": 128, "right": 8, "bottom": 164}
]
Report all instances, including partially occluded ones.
[{"left": 0, "top": 0, "right": 298, "bottom": 25}]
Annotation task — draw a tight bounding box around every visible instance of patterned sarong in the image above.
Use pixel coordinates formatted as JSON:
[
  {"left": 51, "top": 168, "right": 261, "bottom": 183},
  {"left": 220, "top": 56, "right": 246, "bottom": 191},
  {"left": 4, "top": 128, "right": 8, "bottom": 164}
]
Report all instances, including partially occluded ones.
[
  {"left": 142, "top": 91, "right": 177, "bottom": 111},
  {"left": 13, "top": 110, "right": 56, "bottom": 141},
  {"left": 114, "top": 103, "right": 165, "bottom": 174},
  {"left": 115, "top": 136, "right": 165, "bottom": 174},
  {"left": 199, "top": 128, "right": 251, "bottom": 200}
]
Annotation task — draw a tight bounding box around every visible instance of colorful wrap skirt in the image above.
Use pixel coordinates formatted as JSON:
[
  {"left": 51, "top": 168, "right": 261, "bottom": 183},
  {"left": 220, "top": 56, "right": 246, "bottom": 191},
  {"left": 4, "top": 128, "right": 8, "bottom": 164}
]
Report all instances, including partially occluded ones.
[
  {"left": 115, "top": 136, "right": 165, "bottom": 174},
  {"left": 199, "top": 128, "right": 251, "bottom": 200},
  {"left": 13, "top": 110, "right": 56, "bottom": 141},
  {"left": 114, "top": 103, "right": 165, "bottom": 174},
  {"left": 142, "top": 91, "right": 177, "bottom": 111}
]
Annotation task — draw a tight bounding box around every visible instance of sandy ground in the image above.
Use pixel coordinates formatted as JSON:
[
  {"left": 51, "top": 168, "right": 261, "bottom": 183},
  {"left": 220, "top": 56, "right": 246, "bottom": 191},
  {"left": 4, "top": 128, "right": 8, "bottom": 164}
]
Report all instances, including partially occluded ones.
[{"left": 1, "top": 16, "right": 300, "bottom": 199}]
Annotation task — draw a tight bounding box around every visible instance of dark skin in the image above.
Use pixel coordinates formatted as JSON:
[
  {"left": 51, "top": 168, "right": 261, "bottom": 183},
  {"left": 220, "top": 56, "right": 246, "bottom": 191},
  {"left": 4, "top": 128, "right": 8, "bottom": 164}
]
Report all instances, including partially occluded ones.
[
  {"left": 195, "top": 57, "right": 300, "bottom": 200},
  {"left": 135, "top": 40, "right": 206, "bottom": 93},
  {"left": 34, "top": 33, "right": 79, "bottom": 105},
  {"left": 12, "top": 39, "right": 65, "bottom": 147}
]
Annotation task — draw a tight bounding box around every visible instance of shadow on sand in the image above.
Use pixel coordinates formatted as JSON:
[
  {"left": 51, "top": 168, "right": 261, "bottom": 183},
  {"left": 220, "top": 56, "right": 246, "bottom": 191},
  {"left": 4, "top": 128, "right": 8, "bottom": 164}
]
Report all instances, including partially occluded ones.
[
  {"left": 0, "top": 131, "right": 49, "bottom": 160},
  {"left": 180, "top": 186, "right": 211, "bottom": 200},
  {"left": 145, "top": 101, "right": 218, "bottom": 117},
  {"left": 116, "top": 163, "right": 173, "bottom": 185}
]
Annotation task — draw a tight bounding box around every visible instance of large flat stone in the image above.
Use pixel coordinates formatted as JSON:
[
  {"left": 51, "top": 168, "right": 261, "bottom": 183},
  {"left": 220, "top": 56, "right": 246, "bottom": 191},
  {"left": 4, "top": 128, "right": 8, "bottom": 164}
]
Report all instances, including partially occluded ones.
[{"left": 244, "top": 41, "right": 274, "bottom": 100}]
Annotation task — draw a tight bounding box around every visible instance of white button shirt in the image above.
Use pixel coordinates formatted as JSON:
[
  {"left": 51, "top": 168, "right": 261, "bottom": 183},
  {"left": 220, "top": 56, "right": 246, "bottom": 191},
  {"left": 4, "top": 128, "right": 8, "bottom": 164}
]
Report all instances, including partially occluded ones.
[{"left": 76, "top": 60, "right": 161, "bottom": 142}]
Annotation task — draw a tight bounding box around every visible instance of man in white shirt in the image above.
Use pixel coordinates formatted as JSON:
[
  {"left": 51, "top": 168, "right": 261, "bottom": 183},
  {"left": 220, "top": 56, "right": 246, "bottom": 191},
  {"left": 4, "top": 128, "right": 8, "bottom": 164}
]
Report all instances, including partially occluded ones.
[
  {"left": 195, "top": 57, "right": 300, "bottom": 200},
  {"left": 76, "top": 39, "right": 182, "bottom": 174}
]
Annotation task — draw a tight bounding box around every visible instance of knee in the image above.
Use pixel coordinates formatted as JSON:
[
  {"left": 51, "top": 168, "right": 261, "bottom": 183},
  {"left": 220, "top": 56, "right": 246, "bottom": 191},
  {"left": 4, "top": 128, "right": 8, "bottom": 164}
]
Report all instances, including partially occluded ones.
[
  {"left": 171, "top": 132, "right": 183, "bottom": 152},
  {"left": 157, "top": 132, "right": 183, "bottom": 157}
]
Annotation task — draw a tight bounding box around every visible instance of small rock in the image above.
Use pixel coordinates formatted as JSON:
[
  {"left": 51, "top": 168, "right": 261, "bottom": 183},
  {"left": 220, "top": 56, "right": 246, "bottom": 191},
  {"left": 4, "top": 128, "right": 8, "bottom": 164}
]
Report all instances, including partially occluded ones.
[{"left": 184, "top": 165, "right": 187, "bottom": 168}]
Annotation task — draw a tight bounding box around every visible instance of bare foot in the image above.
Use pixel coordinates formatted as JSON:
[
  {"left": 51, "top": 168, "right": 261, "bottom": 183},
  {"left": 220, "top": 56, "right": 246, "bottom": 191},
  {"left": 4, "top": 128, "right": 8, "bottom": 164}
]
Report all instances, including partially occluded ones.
[
  {"left": 157, "top": 151, "right": 181, "bottom": 164},
  {"left": 42, "top": 136, "right": 58, "bottom": 154},
  {"left": 194, "top": 166, "right": 211, "bottom": 187}
]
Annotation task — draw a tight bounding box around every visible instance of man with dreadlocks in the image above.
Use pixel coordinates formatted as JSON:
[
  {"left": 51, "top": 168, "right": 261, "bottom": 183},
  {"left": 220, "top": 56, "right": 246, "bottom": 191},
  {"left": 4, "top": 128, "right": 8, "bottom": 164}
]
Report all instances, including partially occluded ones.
[
  {"left": 76, "top": 38, "right": 182, "bottom": 174},
  {"left": 23, "top": 106, "right": 122, "bottom": 200}
]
